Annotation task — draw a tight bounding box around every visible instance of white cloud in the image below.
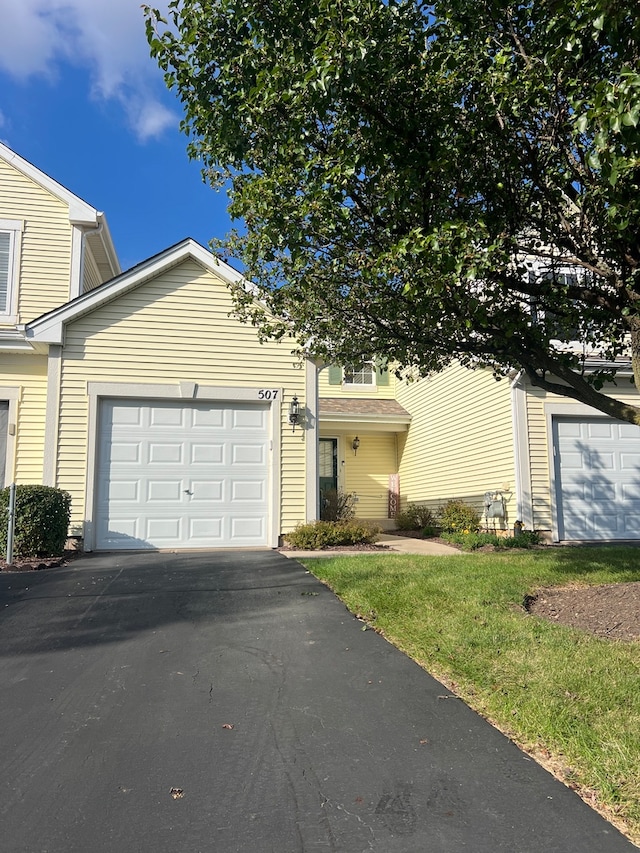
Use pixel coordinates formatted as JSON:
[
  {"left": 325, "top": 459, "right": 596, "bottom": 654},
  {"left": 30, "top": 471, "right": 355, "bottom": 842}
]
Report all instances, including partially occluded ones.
[{"left": 0, "top": 0, "right": 176, "bottom": 140}]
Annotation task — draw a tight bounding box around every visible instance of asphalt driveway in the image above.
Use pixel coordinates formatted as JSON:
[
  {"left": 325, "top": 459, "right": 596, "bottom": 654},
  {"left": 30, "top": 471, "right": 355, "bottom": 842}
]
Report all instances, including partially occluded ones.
[{"left": 0, "top": 551, "right": 634, "bottom": 853}]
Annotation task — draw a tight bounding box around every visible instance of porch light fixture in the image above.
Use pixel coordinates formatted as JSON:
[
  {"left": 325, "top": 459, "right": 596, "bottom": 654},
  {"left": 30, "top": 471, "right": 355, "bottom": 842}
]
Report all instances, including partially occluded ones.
[
  {"left": 288, "top": 395, "right": 300, "bottom": 432},
  {"left": 352, "top": 436, "right": 360, "bottom": 455}
]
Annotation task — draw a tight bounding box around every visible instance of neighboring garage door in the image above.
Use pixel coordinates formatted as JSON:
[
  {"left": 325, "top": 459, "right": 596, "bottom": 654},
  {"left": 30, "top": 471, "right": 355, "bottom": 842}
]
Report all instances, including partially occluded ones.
[
  {"left": 553, "top": 416, "right": 640, "bottom": 540},
  {"left": 95, "top": 399, "right": 270, "bottom": 550}
]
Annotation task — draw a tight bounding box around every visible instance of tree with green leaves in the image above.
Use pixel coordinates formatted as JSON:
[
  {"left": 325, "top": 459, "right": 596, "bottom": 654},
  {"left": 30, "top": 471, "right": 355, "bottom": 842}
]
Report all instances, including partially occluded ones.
[{"left": 145, "top": 0, "right": 640, "bottom": 423}]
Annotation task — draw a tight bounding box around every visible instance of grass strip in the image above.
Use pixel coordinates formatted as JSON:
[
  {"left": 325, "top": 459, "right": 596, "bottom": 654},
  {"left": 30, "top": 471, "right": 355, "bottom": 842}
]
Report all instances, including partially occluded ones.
[{"left": 302, "top": 546, "right": 640, "bottom": 844}]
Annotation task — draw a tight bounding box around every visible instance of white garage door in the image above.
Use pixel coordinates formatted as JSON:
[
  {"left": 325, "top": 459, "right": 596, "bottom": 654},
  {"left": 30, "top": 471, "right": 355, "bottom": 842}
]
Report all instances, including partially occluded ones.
[
  {"left": 95, "top": 399, "right": 270, "bottom": 550},
  {"left": 553, "top": 416, "right": 640, "bottom": 540}
]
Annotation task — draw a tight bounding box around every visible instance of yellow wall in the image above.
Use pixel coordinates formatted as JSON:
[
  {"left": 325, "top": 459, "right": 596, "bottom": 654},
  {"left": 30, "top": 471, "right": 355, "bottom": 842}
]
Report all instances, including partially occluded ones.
[
  {"left": 57, "top": 259, "right": 308, "bottom": 533},
  {"left": 319, "top": 430, "right": 398, "bottom": 520},
  {"left": 396, "top": 363, "right": 516, "bottom": 521},
  {"left": 0, "top": 354, "right": 47, "bottom": 483},
  {"left": 0, "top": 158, "right": 72, "bottom": 322}
]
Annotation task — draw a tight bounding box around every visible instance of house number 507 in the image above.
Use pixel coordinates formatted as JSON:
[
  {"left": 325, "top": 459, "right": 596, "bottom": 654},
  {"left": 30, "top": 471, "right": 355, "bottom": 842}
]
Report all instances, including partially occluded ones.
[{"left": 258, "top": 389, "right": 279, "bottom": 400}]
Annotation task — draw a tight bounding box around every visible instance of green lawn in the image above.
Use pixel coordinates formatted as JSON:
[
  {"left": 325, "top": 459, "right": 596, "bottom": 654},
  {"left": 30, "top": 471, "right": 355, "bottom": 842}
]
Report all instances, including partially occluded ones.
[{"left": 302, "top": 547, "right": 640, "bottom": 844}]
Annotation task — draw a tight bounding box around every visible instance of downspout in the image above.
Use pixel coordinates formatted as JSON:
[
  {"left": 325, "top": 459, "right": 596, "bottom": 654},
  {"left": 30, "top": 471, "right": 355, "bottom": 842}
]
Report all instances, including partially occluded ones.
[
  {"left": 70, "top": 218, "right": 105, "bottom": 299},
  {"left": 510, "top": 370, "right": 533, "bottom": 530}
]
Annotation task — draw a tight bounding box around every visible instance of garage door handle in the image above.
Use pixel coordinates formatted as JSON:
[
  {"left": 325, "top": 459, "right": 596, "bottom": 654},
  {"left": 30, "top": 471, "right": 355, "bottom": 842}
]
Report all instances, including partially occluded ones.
[{"left": 184, "top": 489, "right": 193, "bottom": 495}]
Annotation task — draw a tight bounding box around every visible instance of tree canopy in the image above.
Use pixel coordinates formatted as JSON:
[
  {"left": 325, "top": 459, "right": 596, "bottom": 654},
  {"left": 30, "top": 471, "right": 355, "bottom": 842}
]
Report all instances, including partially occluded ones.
[{"left": 145, "top": 0, "right": 640, "bottom": 423}]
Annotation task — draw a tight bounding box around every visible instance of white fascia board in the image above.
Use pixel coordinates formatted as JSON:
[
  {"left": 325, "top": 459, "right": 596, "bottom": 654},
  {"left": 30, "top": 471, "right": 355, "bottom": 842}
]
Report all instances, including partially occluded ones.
[
  {"left": 320, "top": 412, "right": 411, "bottom": 424},
  {"left": 26, "top": 239, "right": 244, "bottom": 345},
  {"left": 96, "top": 212, "right": 121, "bottom": 276},
  {"left": 0, "top": 142, "right": 98, "bottom": 227}
]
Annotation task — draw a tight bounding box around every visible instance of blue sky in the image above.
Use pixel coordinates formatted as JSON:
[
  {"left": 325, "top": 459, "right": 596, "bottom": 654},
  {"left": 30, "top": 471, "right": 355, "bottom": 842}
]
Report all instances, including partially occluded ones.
[{"left": 0, "top": 0, "right": 235, "bottom": 272}]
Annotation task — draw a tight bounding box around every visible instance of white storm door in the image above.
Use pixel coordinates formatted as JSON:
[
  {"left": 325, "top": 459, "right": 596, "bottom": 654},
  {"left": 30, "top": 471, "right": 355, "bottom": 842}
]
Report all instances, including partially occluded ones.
[
  {"left": 554, "top": 416, "right": 640, "bottom": 540},
  {"left": 95, "top": 399, "right": 270, "bottom": 549}
]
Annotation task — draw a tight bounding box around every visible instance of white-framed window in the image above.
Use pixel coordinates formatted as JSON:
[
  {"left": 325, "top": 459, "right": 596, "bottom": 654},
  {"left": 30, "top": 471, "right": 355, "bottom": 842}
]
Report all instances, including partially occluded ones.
[
  {"left": 343, "top": 361, "right": 376, "bottom": 386},
  {"left": 0, "top": 219, "right": 23, "bottom": 318}
]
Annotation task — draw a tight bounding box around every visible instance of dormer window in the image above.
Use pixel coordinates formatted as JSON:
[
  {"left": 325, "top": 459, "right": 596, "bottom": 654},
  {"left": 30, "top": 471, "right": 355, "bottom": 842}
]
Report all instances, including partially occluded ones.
[
  {"left": 343, "top": 362, "right": 375, "bottom": 386},
  {"left": 0, "top": 219, "right": 22, "bottom": 318}
]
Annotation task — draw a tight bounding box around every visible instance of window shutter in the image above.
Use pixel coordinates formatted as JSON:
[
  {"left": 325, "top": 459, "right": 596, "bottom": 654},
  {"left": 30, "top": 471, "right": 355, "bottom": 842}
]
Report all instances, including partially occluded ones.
[
  {"left": 376, "top": 361, "right": 389, "bottom": 386},
  {"left": 328, "top": 365, "right": 343, "bottom": 385}
]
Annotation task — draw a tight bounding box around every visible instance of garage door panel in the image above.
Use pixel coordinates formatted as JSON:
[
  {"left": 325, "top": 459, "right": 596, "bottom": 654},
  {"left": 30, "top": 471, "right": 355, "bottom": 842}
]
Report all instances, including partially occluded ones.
[
  {"left": 148, "top": 442, "right": 183, "bottom": 464},
  {"left": 232, "top": 444, "right": 264, "bottom": 465},
  {"left": 188, "top": 480, "right": 224, "bottom": 501},
  {"left": 190, "top": 443, "right": 224, "bottom": 464},
  {"left": 555, "top": 416, "right": 640, "bottom": 540},
  {"left": 150, "top": 406, "right": 185, "bottom": 427},
  {"left": 588, "top": 422, "right": 613, "bottom": 438},
  {"left": 96, "top": 399, "right": 270, "bottom": 550},
  {"left": 591, "top": 482, "right": 615, "bottom": 501},
  {"left": 231, "top": 517, "right": 265, "bottom": 539},
  {"left": 192, "top": 408, "right": 224, "bottom": 428},
  {"left": 147, "top": 480, "right": 182, "bottom": 501},
  {"left": 109, "top": 442, "right": 141, "bottom": 463},
  {"left": 233, "top": 408, "right": 266, "bottom": 429},
  {"left": 111, "top": 406, "right": 143, "bottom": 426},
  {"left": 189, "top": 517, "right": 224, "bottom": 540}
]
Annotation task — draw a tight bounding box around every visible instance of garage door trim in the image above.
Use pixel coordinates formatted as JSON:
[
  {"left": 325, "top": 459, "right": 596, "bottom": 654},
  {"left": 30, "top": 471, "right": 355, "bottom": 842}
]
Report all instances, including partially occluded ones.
[{"left": 84, "top": 382, "right": 282, "bottom": 551}]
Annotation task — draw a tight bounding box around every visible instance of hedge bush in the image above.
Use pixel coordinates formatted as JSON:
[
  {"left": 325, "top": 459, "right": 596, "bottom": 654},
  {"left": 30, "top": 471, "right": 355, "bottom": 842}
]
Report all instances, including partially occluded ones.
[
  {"left": 0, "top": 485, "right": 71, "bottom": 557},
  {"left": 286, "top": 520, "right": 380, "bottom": 550},
  {"left": 438, "top": 499, "right": 481, "bottom": 533},
  {"left": 395, "top": 502, "right": 436, "bottom": 531}
]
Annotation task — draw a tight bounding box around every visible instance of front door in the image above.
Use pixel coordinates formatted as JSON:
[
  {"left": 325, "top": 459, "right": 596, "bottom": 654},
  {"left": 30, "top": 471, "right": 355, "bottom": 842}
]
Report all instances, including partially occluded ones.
[{"left": 319, "top": 438, "right": 338, "bottom": 512}]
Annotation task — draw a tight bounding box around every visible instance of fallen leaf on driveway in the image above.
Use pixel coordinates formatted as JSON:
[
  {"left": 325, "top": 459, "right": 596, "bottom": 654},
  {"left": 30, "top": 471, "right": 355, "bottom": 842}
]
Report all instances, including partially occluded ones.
[
  {"left": 169, "top": 788, "right": 184, "bottom": 799},
  {"left": 222, "top": 723, "right": 234, "bottom": 730}
]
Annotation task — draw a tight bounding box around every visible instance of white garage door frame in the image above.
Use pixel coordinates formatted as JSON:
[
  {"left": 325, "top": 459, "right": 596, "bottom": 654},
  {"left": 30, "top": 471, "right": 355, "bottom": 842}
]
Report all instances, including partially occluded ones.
[
  {"left": 546, "top": 401, "right": 640, "bottom": 541},
  {"left": 83, "top": 382, "right": 282, "bottom": 551}
]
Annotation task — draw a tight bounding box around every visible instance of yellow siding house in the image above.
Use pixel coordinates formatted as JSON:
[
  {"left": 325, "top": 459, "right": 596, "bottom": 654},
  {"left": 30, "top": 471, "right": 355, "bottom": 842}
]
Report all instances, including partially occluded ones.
[
  {"left": 1, "top": 144, "right": 316, "bottom": 550},
  {"left": 2, "top": 140, "right": 639, "bottom": 548}
]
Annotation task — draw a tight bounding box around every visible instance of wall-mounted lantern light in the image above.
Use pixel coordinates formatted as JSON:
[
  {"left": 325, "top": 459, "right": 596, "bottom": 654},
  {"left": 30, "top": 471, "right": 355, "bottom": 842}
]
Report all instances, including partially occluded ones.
[
  {"left": 288, "top": 395, "right": 300, "bottom": 432},
  {"left": 352, "top": 436, "right": 360, "bottom": 455}
]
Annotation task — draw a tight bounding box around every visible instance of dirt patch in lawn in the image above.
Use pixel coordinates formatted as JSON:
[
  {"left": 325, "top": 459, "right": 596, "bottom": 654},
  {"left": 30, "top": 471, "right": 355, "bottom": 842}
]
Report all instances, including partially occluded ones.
[{"left": 527, "top": 581, "right": 640, "bottom": 641}]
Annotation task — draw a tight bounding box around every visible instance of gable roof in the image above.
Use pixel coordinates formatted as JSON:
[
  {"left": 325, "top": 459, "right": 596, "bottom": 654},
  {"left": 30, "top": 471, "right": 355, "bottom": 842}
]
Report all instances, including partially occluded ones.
[
  {"left": 0, "top": 142, "right": 119, "bottom": 277},
  {"left": 25, "top": 238, "right": 246, "bottom": 346}
]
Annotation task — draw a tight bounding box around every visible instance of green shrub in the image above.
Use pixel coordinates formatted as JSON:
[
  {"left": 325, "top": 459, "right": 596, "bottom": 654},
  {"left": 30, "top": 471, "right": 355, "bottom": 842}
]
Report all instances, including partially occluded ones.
[
  {"left": 422, "top": 525, "right": 439, "bottom": 538},
  {"left": 0, "top": 485, "right": 71, "bottom": 557},
  {"left": 438, "top": 499, "right": 481, "bottom": 533},
  {"left": 395, "top": 502, "right": 436, "bottom": 530},
  {"left": 286, "top": 520, "right": 381, "bottom": 549},
  {"left": 320, "top": 489, "right": 357, "bottom": 522},
  {"left": 442, "top": 531, "right": 501, "bottom": 550},
  {"left": 442, "top": 529, "right": 542, "bottom": 551},
  {"left": 502, "top": 530, "right": 541, "bottom": 548}
]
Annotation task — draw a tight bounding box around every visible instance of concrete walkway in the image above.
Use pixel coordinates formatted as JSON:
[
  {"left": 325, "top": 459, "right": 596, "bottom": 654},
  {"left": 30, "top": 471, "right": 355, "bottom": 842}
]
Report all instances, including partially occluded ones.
[{"left": 281, "top": 532, "right": 462, "bottom": 559}]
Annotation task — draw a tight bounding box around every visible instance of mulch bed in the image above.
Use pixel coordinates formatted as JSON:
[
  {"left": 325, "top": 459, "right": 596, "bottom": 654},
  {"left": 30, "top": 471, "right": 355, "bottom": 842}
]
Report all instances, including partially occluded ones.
[
  {"left": 0, "top": 549, "right": 83, "bottom": 573},
  {"left": 526, "top": 581, "right": 640, "bottom": 641}
]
